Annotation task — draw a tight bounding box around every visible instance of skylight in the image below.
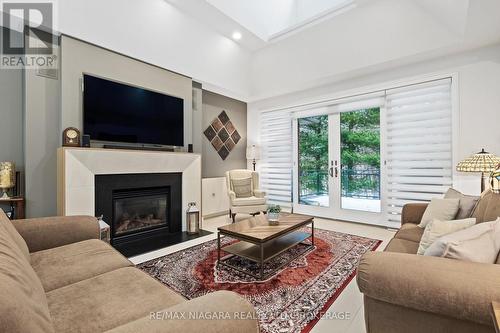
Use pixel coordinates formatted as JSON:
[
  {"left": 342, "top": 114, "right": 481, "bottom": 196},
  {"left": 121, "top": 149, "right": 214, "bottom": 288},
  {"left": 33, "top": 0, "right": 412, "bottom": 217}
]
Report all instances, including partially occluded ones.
[{"left": 205, "top": 0, "right": 355, "bottom": 41}]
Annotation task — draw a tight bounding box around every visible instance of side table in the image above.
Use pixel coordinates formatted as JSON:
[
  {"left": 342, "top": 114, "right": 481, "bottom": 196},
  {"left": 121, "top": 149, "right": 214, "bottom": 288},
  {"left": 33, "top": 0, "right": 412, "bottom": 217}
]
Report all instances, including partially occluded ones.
[
  {"left": 0, "top": 197, "right": 25, "bottom": 219},
  {"left": 492, "top": 301, "right": 500, "bottom": 333}
]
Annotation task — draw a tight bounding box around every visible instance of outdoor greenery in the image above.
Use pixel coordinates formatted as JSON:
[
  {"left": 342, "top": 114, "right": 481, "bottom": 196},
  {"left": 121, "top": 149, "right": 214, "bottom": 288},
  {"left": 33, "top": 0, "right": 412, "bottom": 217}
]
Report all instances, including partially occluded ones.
[{"left": 298, "top": 109, "right": 381, "bottom": 201}]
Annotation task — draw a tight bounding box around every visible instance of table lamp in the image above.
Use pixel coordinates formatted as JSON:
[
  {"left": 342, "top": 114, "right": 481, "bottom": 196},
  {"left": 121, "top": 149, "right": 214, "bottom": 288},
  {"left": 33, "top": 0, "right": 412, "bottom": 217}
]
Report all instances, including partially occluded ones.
[
  {"left": 491, "top": 163, "right": 500, "bottom": 194},
  {"left": 246, "top": 145, "right": 261, "bottom": 171},
  {"left": 456, "top": 149, "right": 500, "bottom": 192},
  {"left": 0, "top": 162, "right": 16, "bottom": 199}
]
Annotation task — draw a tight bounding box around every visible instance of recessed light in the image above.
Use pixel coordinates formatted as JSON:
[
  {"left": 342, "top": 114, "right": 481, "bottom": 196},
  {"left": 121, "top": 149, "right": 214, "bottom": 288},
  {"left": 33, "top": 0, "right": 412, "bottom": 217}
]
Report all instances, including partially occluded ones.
[{"left": 232, "top": 31, "right": 242, "bottom": 40}]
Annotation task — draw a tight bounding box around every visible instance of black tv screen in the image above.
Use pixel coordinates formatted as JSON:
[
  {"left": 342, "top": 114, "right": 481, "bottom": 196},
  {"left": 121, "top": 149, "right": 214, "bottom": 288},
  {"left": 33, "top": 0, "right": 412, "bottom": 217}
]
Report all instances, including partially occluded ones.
[{"left": 83, "top": 74, "right": 184, "bottom": 146}]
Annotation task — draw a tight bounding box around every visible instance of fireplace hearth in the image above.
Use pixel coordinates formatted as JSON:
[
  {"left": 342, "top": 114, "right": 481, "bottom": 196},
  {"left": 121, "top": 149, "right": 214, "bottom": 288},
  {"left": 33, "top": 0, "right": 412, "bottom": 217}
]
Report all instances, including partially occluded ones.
[{"left": 95, "top": 173, "right": 182, "bottom": 256}]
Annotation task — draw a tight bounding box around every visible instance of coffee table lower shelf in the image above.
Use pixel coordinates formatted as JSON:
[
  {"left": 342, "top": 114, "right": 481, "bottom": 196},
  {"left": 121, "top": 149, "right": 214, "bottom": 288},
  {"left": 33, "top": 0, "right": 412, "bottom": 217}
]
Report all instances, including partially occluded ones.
[{"left": 217, "top": 231, "right": 313, "bottom": 280}]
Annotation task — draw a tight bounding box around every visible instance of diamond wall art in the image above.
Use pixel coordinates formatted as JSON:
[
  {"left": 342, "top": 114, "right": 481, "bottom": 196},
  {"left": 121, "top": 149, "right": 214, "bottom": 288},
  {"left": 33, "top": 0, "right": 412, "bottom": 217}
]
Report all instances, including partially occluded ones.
[{"left": 204, "top": 111, "right": 240, "bottom": 160}]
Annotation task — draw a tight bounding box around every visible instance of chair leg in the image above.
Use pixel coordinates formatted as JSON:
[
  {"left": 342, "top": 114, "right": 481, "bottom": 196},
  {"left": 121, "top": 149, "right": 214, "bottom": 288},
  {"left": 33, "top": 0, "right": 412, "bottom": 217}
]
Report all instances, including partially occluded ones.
[
  {"left": 231, "top": 213, "right": 236, "bottom": 223},
  {"left": 229, "top": 209, "right": 232, "bottom": 218}
]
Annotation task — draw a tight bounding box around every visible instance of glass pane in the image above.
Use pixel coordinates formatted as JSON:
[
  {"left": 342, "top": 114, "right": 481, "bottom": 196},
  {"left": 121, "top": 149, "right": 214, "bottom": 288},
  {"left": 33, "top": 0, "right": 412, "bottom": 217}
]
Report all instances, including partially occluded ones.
[
  {"left": 340, "top": 108, "right": 381, "bottom": 213},
  {"left": 298, "top": 115, "right": 329, "bottom": 207}
]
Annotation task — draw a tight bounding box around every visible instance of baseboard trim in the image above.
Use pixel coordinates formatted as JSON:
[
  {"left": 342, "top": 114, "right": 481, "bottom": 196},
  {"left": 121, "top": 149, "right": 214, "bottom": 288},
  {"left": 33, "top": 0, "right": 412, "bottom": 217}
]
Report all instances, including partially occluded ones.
[{"left": 203, "top": 210, "right": 229, "bottom": 219}]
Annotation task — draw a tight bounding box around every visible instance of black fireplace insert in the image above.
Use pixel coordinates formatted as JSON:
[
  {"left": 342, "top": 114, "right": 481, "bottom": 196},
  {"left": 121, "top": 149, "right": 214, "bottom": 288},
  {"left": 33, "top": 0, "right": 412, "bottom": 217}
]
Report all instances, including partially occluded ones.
[{"left": 95, "top": 173, "right": 182, "bottom": 256}]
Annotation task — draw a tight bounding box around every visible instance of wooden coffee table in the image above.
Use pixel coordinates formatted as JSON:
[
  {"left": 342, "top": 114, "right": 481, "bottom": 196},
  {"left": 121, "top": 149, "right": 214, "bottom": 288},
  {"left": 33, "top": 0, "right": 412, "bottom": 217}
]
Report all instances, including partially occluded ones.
[{"left": 217, "top": 213, "right": 314, "bottom": 280}]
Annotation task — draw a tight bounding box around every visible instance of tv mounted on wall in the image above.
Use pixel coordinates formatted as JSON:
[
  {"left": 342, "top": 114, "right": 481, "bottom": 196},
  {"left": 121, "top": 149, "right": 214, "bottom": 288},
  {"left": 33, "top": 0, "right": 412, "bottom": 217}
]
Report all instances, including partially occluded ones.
[{"left": 83, "top": 74, "right": 184, "bottom": 147}]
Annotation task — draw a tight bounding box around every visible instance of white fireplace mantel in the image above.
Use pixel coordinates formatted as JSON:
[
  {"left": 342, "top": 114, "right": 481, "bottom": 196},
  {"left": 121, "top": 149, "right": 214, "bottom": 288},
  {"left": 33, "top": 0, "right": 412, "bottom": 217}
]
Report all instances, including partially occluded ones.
[{"left": 57, "top": 147, "right": 201, "bottom": 231}]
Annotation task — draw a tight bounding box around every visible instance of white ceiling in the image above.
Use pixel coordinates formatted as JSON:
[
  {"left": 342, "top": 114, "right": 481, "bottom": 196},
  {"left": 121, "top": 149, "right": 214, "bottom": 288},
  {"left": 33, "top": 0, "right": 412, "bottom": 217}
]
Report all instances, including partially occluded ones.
[{"left": 164, "top": 0, "right": 500, "bottom": 100}]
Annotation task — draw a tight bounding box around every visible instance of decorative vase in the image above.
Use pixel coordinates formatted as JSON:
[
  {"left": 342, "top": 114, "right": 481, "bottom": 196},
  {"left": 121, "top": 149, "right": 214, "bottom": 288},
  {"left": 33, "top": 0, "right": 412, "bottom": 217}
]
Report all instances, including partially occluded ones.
[{"left": 268, "top": 212, "right": 280, "bottom": 224}]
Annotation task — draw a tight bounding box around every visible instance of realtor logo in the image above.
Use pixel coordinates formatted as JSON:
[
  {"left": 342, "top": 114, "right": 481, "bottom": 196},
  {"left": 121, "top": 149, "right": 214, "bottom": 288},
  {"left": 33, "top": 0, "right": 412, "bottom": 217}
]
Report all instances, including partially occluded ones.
[{"left": 1, "top": 2, "right": 58, "bottom": 69}]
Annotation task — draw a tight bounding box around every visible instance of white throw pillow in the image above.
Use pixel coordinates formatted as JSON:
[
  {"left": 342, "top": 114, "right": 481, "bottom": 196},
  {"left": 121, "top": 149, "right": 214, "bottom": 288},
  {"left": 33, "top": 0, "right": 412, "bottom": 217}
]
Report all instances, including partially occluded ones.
[
  {"left": 442, "top": 229, "right": 499, "bottom": 264},
  {"left": 417, "top": 218, "right": 476, "bottom": 255},
  {"left": 418, "top": 198, "right": 460, "bottom": 228},
  {"left": 424, "top": 219, "right": 499, "bottom": 257}
]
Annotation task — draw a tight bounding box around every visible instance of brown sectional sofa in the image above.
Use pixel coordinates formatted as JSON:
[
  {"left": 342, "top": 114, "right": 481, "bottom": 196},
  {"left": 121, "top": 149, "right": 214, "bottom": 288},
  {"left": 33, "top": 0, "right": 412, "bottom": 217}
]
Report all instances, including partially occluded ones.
[
  {"left": 0, "top": 210, "right": 259, "bottom": 333},
  {"left": 357, "top": 190, "right": 500, "bottom": 333}
]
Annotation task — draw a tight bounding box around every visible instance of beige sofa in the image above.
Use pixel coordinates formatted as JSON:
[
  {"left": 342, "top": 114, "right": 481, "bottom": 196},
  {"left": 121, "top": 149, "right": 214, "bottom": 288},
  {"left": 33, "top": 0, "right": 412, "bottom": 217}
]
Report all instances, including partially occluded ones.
[
  {"left": 358, "top": 190, "right": 500, "bottom": 333},
  {"left": 0, "top": 210, "right": 259, "bottom": 333}
]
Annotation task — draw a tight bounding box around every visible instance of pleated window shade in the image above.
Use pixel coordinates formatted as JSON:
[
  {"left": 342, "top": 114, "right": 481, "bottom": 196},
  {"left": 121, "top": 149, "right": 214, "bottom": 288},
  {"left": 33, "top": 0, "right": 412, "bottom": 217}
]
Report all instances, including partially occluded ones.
[{"left": 385, "top": 78, "right": 453, "bottom": 224}]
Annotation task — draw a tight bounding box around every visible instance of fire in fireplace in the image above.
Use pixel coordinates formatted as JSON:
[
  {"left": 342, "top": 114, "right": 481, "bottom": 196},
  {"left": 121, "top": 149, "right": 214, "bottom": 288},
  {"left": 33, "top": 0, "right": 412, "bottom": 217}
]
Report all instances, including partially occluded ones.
[
  {"left": 113, "top": 188, "right": 169, "bottom": 236},
  {"left": 95, "top": 173, "right": 182, "bottom": 256}
]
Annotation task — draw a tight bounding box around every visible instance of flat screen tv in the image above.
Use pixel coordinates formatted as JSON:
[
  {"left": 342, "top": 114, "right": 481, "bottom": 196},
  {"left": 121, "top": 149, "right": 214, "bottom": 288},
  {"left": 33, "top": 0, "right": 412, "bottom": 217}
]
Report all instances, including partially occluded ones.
[{"left": 83, "top": 74, "right": 184, "bottom": 147}]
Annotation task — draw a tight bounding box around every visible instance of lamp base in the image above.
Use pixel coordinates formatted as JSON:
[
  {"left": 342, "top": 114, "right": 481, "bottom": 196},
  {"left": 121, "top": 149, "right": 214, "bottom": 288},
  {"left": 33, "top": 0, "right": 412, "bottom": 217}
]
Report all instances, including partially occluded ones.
[
  {"left": 1, "top": 189, "right": 11, "bottom": 199},
  {"left": 481, "top": 172, "right": 490, "bottom": 193}
]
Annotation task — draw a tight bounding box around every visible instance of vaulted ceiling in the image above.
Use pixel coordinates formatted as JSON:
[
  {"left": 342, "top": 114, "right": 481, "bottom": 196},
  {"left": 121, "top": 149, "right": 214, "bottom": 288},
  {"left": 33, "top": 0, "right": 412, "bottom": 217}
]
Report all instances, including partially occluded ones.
[{"left": 167, "top": 0, "right": 500, "bottom": 100}]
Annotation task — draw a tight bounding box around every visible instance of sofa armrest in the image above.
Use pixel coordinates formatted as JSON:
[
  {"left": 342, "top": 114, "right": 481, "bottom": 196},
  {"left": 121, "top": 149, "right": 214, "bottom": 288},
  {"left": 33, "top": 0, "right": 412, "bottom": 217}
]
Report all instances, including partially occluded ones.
[
  {"left": 105, "top": 291, "right": 260, "bottom": 333},
  {"left": 254, "top": 189, "right": 266, "bottom": 198},
  {"left": 357, "top": 251, "right": 500, "bottom": 326},
  {"left": 401, "top": 203, "right": 428, "bottom": 225},
  {"left": 228, "top": 190, "right": 236, "bottom": 202},
  {"left": 12, "top": 215, "right": 100, "bottom": 253}
]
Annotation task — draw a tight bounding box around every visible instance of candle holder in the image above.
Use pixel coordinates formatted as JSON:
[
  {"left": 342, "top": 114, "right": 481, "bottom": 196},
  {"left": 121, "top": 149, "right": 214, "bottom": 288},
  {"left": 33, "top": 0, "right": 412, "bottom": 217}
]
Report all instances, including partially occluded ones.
[{"left": 0, "top": 162, "right": 15, "bottom": 199}]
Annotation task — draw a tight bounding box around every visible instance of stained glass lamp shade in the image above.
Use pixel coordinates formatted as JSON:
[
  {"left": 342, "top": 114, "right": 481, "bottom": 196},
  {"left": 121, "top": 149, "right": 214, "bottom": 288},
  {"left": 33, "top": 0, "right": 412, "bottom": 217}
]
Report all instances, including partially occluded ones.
[
  {"left": 456, "top": 149, "right": 500, "bottom": 192},
  {"left": 491, "top": 163, "right": 500, "bottom": 194}
]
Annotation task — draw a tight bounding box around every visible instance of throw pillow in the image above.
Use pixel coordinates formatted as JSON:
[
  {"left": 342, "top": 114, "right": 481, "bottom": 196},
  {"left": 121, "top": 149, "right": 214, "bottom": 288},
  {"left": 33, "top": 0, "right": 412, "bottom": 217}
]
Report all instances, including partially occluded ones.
[
  {"left": 231, "top": 177, "right": 252, "bottom": 198},
  {"left": 444, "top": 188, "right": 480, "bottom": 219},
  {"left": 442, "top": 229, "right": 499, "bottom": 264},
  {"left": 418, "top": 198, "right": 460, "bottom": 228},
  {"left": 424, "top": 218, "right": 499, "bottom": 258},
  {"left": 417, "top": 218, "right": 475, "bottom": 255}
]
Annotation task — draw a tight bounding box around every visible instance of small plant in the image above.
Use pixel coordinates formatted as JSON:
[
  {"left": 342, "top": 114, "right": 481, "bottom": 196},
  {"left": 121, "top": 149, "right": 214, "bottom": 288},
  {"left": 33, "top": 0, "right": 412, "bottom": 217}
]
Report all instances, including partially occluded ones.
[{"left": 268, "top": 205, "right": 281, "bottom": 214}]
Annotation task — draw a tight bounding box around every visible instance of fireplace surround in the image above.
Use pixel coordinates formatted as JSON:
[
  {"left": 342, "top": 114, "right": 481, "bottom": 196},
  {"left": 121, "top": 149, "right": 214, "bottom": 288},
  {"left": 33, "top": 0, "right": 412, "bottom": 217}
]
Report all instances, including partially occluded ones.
[{"left": 95, "top": 173, "right": 182, "bottom": 256}]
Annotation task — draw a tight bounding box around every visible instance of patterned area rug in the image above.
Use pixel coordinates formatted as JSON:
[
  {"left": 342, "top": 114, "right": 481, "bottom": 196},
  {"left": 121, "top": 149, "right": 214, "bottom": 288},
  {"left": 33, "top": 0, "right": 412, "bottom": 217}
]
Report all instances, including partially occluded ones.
[{"left": 138, "top": 228, "right": 381, "bottom": 333}]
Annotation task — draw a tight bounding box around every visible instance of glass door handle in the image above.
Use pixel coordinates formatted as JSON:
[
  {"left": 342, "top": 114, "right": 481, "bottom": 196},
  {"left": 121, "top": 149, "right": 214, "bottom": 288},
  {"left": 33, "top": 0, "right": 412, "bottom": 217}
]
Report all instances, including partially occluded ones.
[
  {"left": 335, "top": 167, "right": 338, "bottom": 178},
  {"left": 329, "top": 167, "right": 334, "bottom": 177}
]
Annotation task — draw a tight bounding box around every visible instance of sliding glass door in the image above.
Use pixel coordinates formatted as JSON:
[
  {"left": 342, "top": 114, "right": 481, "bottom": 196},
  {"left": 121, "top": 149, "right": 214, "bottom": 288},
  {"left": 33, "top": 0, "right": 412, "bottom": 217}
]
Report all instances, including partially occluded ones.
[{"left": 293, "top": 108, "right": 385, "bottom": 224}]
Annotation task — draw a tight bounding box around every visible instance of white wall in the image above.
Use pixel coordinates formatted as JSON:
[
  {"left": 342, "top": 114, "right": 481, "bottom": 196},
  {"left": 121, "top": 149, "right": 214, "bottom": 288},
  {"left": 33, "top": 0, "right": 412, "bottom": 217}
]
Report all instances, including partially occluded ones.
[
  {"left": 248, "top": 44, "right": 500, "bottom": 197},
  {"left": 57, "top": 0, "right": 251, "bottom": 100}
]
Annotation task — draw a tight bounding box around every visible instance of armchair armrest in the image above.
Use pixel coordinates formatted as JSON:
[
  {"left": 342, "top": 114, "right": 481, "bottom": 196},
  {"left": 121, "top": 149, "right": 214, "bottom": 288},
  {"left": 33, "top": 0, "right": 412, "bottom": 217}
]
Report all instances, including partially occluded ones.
[
  {"left": 228, "top": 190, "right": 236, "bottom": 202},
  {"left": 401, "top": 203, "right": 428, "bottom": 225},
  {"left": 254, "top": 189, "right": 266, "bottom": 198},
  {"left": 357, "top": 251, "right": 500, "bottom": 326},
  {"left": 12, "top": 215, "right": 99, "bottom": 252},
  {"left": 105, "top": 291, "right": 260, "bottom": 333}
]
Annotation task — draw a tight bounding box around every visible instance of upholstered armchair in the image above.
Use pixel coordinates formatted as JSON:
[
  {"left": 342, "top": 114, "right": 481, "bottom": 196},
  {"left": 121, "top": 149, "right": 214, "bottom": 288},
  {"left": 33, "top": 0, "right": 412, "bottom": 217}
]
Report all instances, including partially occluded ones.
[{"left": 225, "top": 169, "right": 267, "bottom": 223}]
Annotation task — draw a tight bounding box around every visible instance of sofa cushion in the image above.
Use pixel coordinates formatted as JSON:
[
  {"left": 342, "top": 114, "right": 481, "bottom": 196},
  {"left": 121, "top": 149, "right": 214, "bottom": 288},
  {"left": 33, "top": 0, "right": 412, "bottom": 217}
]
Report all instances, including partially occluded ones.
[
  {"left": 46, "top": 267, "right": 185, "bottom": 333},
  {"left": 472, "top": 189, "right": 497, "bottom": 223},
  {"left": 419, "top": 198, "right": 460, "bottom": 228},
  {"left": 417, "top": 218, "right": 476, "bottom": 255},
  {"left": 0, "top": 210, "right": 30, "bottom": 261},
  {"left": 444, "top": 188, "right": 480, "bottom": 220},
  {"left": 424, "top": 219, "right": 500, "bottom": 261},
  {"left": 483, "top": 191, "right": 500, "bottom": 223},
  {"left": 232, "top": 196, "right": 266, "bottom": 206},
  {"left": 31, "top": 239, "right": 133, "bottom": 292},
  {"left": 394, "top": 223, "right": 424, "bottom": 243},
  {"left": 0, "top": 220, "right": 54, "bottom": 333},
  {"left": 384, "top": 238, "right": 419, "bottom": 254}
]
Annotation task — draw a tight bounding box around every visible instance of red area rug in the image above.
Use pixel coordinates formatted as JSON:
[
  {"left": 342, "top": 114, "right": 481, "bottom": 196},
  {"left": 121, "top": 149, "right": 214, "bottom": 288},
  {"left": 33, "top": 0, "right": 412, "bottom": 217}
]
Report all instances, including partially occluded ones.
[{"left": 138, "top": 227, "right": 381, "bottom": 333}]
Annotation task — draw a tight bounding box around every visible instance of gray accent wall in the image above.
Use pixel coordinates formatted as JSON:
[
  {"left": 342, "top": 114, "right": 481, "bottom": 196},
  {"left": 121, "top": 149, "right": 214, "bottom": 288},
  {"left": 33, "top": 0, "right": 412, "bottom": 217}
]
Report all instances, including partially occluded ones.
[
  {"left": 202, "top": 90, "right": 247, "bottom": 178},
  {"left": 0, "top": 28, "right": 24, "bottom": 214},
  {"left": 60, "top": 35, "right": 193, "bottom": 149}
]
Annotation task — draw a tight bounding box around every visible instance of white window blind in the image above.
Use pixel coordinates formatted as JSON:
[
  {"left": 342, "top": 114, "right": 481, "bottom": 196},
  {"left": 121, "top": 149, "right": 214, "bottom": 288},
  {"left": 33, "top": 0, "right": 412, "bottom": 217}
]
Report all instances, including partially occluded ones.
[
  {"left": 386, "top": 78, "right": 453, "bottom": 224},
  {"left": 260, "top": 109, "right": 293, "bottom": 206}
]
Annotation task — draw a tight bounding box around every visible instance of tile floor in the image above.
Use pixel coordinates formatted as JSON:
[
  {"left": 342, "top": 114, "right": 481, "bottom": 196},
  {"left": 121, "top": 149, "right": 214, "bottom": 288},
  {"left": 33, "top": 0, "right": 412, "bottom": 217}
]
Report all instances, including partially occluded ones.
[{"left": 130, "top": 214, "right": 396, "bottom": 333}]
